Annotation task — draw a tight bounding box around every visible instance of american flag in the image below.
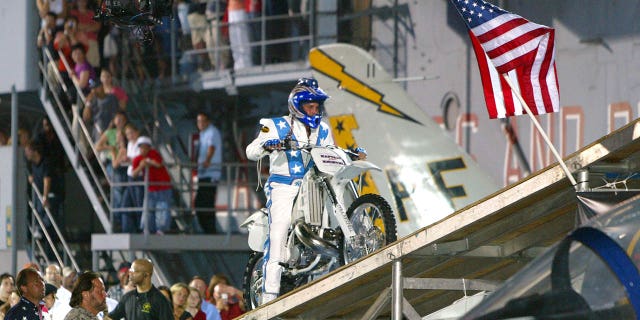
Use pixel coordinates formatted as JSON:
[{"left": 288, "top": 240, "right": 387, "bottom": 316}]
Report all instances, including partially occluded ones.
[{"left": 451, "top": 0, "right": 559, "bottom": 119}]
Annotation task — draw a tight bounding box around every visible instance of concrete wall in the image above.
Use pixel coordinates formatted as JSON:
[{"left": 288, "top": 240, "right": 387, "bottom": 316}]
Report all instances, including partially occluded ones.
[{"left": 0, "top": 1, "right": 39, "bottom": 93}]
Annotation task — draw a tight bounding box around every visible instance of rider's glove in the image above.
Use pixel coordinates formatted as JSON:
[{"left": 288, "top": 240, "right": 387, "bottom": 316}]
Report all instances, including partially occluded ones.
[
  {"left": 262, "top": 139, "right": 281, "bottom": 151},
  {"left": 348, "top": 146, "right": 367, "bottom": 160},
  {"left": 353, "top": 147, "right": 367, "bottom": 156}
]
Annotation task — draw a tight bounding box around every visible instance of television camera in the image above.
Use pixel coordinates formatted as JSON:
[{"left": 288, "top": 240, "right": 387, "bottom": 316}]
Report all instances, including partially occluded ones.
[{"left": 95, "top": 0, "right": 173, "bottom": 41}]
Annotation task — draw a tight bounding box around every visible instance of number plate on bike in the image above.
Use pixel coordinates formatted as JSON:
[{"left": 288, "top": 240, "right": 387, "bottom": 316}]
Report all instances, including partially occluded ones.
[{"left": 311, "top": 147, "right": 350, "bottom": 175}]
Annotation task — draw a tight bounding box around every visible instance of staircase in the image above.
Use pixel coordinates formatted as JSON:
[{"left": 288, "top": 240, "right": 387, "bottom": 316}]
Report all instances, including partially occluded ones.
[
  {"left": 36, "top": 47, "right": 256, "bottom": 286},
  {"left": 39, "top": 49, "right": 112, "bottom": 234}
]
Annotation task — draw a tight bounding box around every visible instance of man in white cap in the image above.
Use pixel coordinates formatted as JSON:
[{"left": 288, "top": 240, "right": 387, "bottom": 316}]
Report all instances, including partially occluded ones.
[{"left": 131, "top": 136, "right": 173, "bottom": 234}]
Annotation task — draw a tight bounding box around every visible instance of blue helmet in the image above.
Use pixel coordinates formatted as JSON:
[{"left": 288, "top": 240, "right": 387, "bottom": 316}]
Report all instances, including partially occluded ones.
[{"left": 288, "top": 78, "right": 329, "bottom": 129}]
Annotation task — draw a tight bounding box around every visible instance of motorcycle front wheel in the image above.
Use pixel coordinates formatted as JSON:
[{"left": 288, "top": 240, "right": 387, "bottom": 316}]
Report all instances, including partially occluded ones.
[{"left": 344, "top": 193, "right": 398, "bottom": 264}]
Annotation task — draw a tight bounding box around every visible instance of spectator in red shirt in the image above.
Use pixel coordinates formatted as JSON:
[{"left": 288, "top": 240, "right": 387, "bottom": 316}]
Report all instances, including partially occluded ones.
[
  {"left": 53, "top": 16, "right": 88, "bottom": 107},
  {"left": 185, "top": 287, "right": 207, "bottom": 320},
  {"left": 212, "top": 283, "right": 244, "bottom": 320},
  {"left": 131, "top": 136, "right": 173, "bottom": 234},
  {"left": 53, "top": 16, "right": 87, "bottom": 74},
  {"left": 70, "top": 0, "right": 101, "bottom": 67}
]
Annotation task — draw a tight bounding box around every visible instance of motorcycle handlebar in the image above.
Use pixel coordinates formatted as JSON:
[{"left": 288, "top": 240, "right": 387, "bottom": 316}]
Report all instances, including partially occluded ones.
[{"left": 269, "top": 139, "right": 361, "bottom": 160}]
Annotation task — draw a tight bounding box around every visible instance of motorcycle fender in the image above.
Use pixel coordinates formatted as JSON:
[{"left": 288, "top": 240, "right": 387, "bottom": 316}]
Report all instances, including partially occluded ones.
[
  {"left": 333, "top": 160, "right": 381, "bottom": 181},
  {"left": 241, "top": 209, "right": 269, "bottom": 252}
]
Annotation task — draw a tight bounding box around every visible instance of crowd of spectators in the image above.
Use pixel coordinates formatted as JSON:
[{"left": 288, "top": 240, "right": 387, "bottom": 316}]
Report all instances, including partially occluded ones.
[
  {"left": 0, "top": 261, "right": 245, "bottom": 320},
  {"left": 15, "top": 111, "right": 224, "bottom": 238},
  {"left": 29, "top": 0, "right": 308, "bottom": 232},
  {"left": 36, "top": 0, "right": 312, "bottom": 89}
]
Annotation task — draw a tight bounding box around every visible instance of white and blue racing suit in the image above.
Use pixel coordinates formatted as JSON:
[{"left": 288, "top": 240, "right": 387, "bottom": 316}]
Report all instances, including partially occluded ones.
[{"left": 246, "top": 115, "right": 334, "bottom": 297}]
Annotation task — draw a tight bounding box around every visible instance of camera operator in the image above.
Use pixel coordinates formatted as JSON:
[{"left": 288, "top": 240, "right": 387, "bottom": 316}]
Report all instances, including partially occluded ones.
[{"left": 212, "top": 283, "right": 244, "bottom": 320}]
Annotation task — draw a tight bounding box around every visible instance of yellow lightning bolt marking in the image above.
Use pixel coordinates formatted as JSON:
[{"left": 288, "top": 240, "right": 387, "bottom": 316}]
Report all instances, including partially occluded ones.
[{"left": 309, "top": 48, "right": 420, "bottom": 124}]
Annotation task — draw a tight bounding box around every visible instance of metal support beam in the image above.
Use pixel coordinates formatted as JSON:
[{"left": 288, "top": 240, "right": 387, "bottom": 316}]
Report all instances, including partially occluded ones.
[
  {"left": 402, "top": 297, "right": 421, "bottom": 320},
  {"left": 360, "top": 287, "right": 391, "bottom": 320},
  {"left": 92, "top": 251, "right": 99, "bottom": 272},
  {"left": 576, "top": 169, "right": 590, "bottom": 192},
  {"left": 11, "top": 86, "right": 18, "bottom": 275},
  {"left": 403, "top": 277, "right": 501, "bottom": 291},
  {"left": 391, "top": 259, "right": 403, "bottom": 320},
  {"left": 91, "top": 234, "right": 250, "bottom": 251},
  {"left": 465, "top": 245, "right": 504, "bottom": 257},
  {"left": 424, "top": 238, "right": 469, "bottom": 255}
]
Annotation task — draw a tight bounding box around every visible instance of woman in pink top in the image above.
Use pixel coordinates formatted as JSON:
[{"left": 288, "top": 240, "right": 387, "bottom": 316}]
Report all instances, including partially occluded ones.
[{"left": 70, "top": 43, "right": 96, "bottom": 95}]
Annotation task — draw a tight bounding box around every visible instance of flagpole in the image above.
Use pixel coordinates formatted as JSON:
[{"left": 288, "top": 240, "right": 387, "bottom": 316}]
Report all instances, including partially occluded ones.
[{"left": 501, "top": 74, "right": 577, "bottom": 187}]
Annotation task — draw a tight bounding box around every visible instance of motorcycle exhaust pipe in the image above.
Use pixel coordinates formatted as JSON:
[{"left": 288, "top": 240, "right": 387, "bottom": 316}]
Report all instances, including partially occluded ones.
[{"left": 293, "top": 220, "right": 340, "bottom": 258}]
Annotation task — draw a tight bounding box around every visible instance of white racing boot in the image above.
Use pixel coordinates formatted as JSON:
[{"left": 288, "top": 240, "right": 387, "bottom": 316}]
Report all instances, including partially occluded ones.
[{"left": 261, "top": 292, "right": 278, "bottom": 305}]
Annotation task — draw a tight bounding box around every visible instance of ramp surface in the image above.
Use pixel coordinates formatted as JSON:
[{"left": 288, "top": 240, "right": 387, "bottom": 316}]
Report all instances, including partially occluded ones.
[{"left": 239, "top": 119, "right": 640, "bottom": 319}]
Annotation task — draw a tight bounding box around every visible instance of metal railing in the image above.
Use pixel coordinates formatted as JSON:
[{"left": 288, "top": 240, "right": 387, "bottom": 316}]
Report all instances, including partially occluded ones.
[
  {"left": 166, "top": 0, "right": 321, "bottom": 82},
  {"left": 38, "top": 48, "right": 112, "bottom": 232},
  {"left": 109, "top": 159, "right": 263, "bottom": 235},
  {"left": 27, "top": 181, "right": 80, "bottom": 272},
  {"left": 40, "top": 49, "right": 266, "bottom": 237}
]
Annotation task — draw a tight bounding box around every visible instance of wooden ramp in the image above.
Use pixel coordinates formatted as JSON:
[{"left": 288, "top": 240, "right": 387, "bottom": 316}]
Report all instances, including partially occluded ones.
[{"left": 239, "top": 119, "right": 640, "bottom": 319}]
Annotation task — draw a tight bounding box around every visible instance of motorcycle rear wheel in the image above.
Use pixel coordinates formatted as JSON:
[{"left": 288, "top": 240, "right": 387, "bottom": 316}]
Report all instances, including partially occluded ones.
[
  {"left": 243, "top": 251, "right": 264, "bottom": 310},
  {"left": 344, "top": 193, "right": 397, "bottom": 264},
  {"left": 242, "top": 251, "right": 309, "bottom": 310}
]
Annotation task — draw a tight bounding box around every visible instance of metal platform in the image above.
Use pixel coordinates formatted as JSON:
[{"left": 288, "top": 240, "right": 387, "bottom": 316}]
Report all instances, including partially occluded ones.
[
  {"left": 194, "top": 61, "right": 311, "bottom": 92},
  {"left": 91, "top": 233, "right": 250, "bottom": 252},
  {"left": 90, "top": 233, "right": 251, "bottom": 285},
  {"left": 239, "top": 119, "right": 640, "bottom": 319}
]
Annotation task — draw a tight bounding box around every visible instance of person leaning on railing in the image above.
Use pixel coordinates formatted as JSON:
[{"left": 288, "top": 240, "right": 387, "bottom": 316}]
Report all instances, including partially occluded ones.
[
  {"left": 204, "top": 0, "right": 232, "bottom": 71},
  {"left": 99, "top": 69, "right": 129, "bottom": 110},
  {"left": 96, "top": 111, "right": 129, "bottom": 214},
  {"left": 119, "top": 123, "right": 143, "bottom": 233},
  {"left": 131, "top": 137, "right": 173, "bottom": 235},
  {"left": 187, "top": 0, "right": 212, "bottom": 71},
  {"left": 37, "top": 11, "right": 57, "bottom": 53},
  {"left": 70, "top": 0, "right": 101, "bottom": 69},
  {"left": 24, "top": 140, "right": 64, "bottom": 247},
  {"left": 36, "top": 0, "right": 69, "bottom": 27},
  {"left": 82, "top": 78, "right": 119, "bottom": 142},
  {"left": 52, "top": 16, "right": 85, "bottom": 108},
  {"left": 69, "top": 43, "right": 96, "bottom": 97},
  {"left": 194, "top": 112, "right": 223, "bottom": 234}
]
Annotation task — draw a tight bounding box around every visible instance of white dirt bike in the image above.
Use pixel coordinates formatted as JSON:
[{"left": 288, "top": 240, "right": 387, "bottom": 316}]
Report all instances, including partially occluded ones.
[{"left": 241, "top": 144, "right": 397, "bottom": 309}]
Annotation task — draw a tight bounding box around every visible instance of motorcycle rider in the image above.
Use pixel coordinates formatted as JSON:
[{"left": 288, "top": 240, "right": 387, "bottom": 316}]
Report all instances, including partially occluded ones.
[{"left": 246, "top": 77, "right": 334, "bottom": 304}]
